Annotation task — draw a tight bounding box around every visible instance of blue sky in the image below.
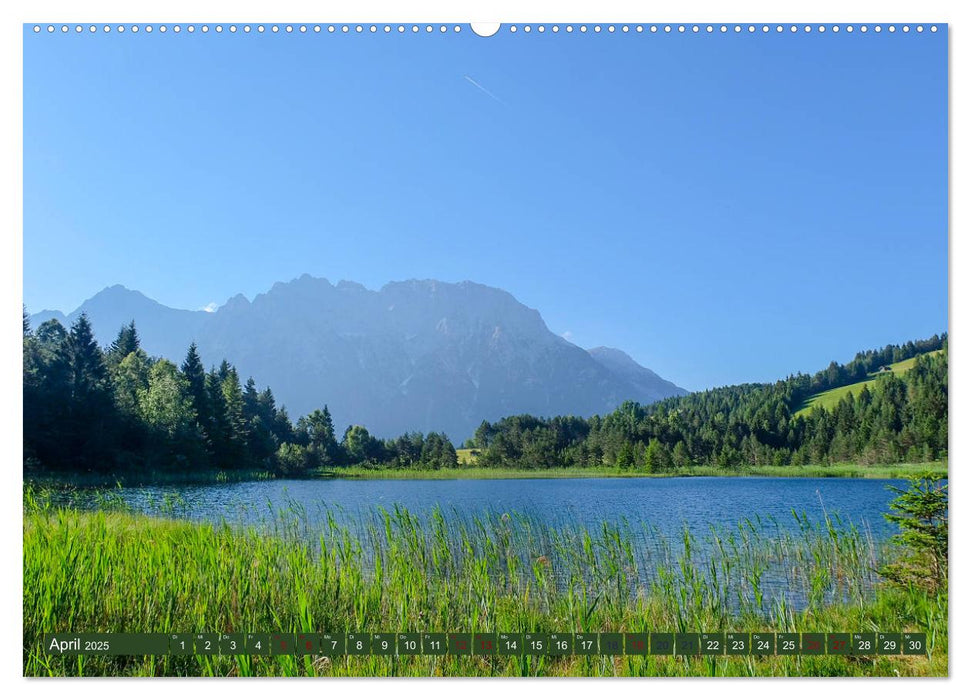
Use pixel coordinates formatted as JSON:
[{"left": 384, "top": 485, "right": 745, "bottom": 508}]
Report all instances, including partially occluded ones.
[{"left": 24, "top": 25, "right": 947, "bottom": 391}]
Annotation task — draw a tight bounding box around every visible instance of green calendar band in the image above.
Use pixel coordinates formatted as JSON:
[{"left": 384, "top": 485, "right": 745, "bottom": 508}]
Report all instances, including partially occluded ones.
[{"left": 38, "top": 632, "right": 927, "bottom": 657}]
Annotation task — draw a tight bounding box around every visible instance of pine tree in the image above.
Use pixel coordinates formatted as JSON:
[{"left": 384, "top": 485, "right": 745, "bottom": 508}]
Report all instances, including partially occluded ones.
[
  {"left": 273, "top": 405, "right": 295, "bottom": 445},
  {"left": 879, "top": 472, "right": 948, "bottom": 593},
  {"left": 105, "top": 320, "right": 140, "bottom": 369},
  {"left": 243, "top": 377, "right": 260, "bottom": 420},
  {"left": 304, "top": 406, "right": 338, "bottom": 464},
  {"left": 241, "top": 378, "right": 278, "bottom": 467},
  {"left": 217, "top": 359, "right": 232, "bottom": 382},
  {"left": 181, "top": 343, "right": 210, "bottom": 443},
  {"left": 68, "top": 313, "right": 110, "bottom": 402},
  {"left": 64, "top": 313, "right": 116, "bottom": 471},
  {"left": 220, "top": 365, "right": 248, "bottom": 468},
  {"left": 205, "top": 369, "right": 230, "bottom": 468}
]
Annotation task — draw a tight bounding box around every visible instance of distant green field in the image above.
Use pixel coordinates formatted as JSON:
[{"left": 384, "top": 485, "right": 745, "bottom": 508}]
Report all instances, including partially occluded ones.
[
  {"left": 795, "top": 350, "right": 943, "bottom": 417},
  {"left": 455, "top": 448, "right": 480, "bottom": 465}
]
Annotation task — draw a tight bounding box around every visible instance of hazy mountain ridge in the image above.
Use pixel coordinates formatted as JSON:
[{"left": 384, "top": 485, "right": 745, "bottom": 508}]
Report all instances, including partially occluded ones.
[
  {"left": 29, "top": 276, "right": 686, "bottom": 439},
  {"left": 587, "top": 346, "right": 685, "bottom": 404}
]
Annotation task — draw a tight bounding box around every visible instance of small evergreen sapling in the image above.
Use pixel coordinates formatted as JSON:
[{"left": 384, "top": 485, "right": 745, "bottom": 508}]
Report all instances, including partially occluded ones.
[{"left": 879, "top": 471, "right": 948, "bottom": 593}]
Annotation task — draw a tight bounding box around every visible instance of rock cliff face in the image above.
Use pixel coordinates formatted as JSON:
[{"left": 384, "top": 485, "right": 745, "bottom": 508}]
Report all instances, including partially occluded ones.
[{"left": 31, "top": 276, "right": 686, "bottom": 439}]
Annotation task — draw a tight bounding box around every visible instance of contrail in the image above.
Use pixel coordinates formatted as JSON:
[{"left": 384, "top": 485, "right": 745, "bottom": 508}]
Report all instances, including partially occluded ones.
[{"left": 464, "top": 75, "right": 505, "bottom": 105}]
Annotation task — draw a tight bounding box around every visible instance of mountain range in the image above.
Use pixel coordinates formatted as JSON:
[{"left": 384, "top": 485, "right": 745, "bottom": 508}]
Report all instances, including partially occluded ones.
[{"left": 29, "top": 276, "right": 686, "bottom": 440}]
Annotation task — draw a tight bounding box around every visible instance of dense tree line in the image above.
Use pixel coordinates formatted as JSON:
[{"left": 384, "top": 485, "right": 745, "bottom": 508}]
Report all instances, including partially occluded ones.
[
  {"left": 23, "top": 312, "right": 457, "bottom": 475},
  {"left": 468, "top": 335, "right": 947, "bottom": 471},
  {"left": 23, "top": 311, "right": 945, "bottom": 476}
]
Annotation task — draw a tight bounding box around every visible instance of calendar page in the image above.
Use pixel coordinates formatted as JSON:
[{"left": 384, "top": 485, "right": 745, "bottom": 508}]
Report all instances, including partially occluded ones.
[{"left": 20, "top": 9, "right": 949, "bottom": 682}]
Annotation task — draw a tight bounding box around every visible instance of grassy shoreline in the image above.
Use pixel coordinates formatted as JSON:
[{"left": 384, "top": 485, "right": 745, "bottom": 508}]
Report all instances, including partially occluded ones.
[
  {"left": 23, "top": 461, "right": 946, "bottom": 488},
  {"left": 23, "top": 496, "right": 947, "bottom": 677},
  {"left": 324, "top": 462, "right": 946, "bottom": 481}
]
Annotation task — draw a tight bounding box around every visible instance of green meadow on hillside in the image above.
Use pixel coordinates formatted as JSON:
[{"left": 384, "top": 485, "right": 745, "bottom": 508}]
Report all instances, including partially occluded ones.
[
  {"left": 795, "top": 350, "right": 944, "bottom": 418},
  {"left": 455, "top": 448, "right": 480, "bottom": 465}
]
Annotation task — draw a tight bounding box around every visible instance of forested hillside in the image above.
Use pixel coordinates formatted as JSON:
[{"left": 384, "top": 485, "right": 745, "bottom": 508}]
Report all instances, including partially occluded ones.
[{"left": 469, "top": 334, "right": 947, "bottom": 470}]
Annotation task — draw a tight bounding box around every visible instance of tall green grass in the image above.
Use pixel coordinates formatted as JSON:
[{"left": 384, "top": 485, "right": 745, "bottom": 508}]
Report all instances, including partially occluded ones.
[{"left": 22, "top": 487, "right": 946, "bottom": 677}]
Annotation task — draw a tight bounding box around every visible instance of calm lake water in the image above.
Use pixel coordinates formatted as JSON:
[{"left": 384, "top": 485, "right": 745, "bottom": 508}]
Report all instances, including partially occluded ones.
[
  {"left": 68, "top": 476, "right": 913, "bottom": 612},
  {"left": 91, "top": 475, "right": 905, "bottom": 541}
]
